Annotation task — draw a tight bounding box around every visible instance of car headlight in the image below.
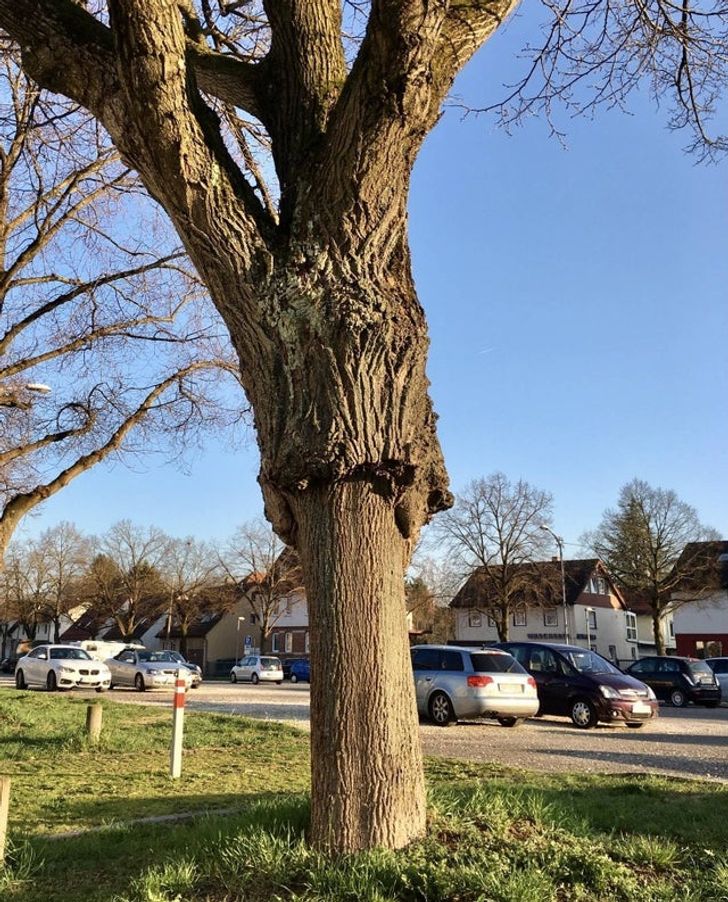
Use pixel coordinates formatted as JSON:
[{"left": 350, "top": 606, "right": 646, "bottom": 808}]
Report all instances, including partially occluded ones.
[
  {"left": 599, "top": 684, "right": 620, "bottom": 699},
  {"left": 60, "top": 665, "right": 76, "bottom": 674},
  {"left": 145, "top": 668, "right": 157, "bottom": 675},
  {"left": 645, "top": 685, "right": 657, "bottom": 700}
]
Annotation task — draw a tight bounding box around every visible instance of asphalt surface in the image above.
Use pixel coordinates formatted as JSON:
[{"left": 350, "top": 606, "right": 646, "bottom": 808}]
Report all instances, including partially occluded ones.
[{"left": 4, "top": 677, "right": 728, "bottom": 783}]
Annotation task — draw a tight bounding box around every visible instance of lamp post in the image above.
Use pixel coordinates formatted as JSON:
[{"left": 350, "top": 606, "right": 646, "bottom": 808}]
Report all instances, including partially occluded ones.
[
  {"left": 236, "top": 616, "right": 245, "bottom": 663},
  {"left": 585, "top": 606, "right": 595, "bottom": 651},
  {"left": 540, "top": 524, "right": 570, "bottom": 645}
]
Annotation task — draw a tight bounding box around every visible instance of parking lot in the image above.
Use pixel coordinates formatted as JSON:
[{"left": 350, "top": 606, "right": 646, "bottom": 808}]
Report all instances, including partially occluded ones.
[{"left": 4, "top": 675, "right": 727, "bottom": 782}]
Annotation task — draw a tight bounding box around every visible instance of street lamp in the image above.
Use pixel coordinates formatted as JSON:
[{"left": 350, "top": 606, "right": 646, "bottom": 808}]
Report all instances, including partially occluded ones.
[
  {"left": 585, "top": 606, "right": 595, "bottom": 651},
  {"left": 236, "top": 616, "right": 245, "bottom": 663},
  {"left": 540, "top": 524, "right": 571, "bottom": 645}
]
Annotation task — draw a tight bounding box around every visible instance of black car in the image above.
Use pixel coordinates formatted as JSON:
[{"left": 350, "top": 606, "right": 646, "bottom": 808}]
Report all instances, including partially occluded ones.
[
  {"left": 625, "top": 656, "right": 721, "bottom": 708},
  {"left": 493, "top": 641, "right": 659, "bottom": 729}
]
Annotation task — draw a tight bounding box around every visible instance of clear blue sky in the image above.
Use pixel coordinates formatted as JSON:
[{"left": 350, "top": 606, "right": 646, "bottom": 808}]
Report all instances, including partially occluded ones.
[{"left": 19, "top": 9, "right": 728, "bottom": 552}]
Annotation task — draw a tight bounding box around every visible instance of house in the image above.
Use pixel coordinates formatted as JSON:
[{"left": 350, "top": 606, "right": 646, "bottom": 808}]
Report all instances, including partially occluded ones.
[
  {"left": 621, "top": 591, "right": 676, "bottom": 656},
  {"left": 269, "top": 590, "right": 309, "bottom": 656},
  {"left": 157, "top": 598, "right": 261, "bottom": 675},
  {"left": 672, "top": 540, "right": 728, "bottom": 658},
  {"left": 450, "top": 558, "right": 639, "bottom": 665}
]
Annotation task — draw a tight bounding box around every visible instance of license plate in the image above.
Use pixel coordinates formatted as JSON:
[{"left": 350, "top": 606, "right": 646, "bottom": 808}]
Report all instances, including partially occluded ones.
[
  {"left": 632, "top": 702, "right": 651, "bottom": 714},
  {"left": 499, "top": 684, "right": 523, "bottom": 692}
]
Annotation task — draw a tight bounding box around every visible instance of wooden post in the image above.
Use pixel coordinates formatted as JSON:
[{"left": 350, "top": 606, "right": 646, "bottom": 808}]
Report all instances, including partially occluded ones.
[
  {"left": 170, "top": 673, "right": 186, "bottom": 779},
  {"left": 86, "top": 703, "right": 103, "bottom": 744},
  {"left": 0, "top": 777, "right": 10, "bottom": 866}
]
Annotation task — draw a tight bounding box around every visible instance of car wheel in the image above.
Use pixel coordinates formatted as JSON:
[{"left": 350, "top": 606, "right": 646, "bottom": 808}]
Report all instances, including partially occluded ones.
[
  {"left": 15, "top": 669, "right": 26, "bottom": 690},
  {"left": 230, "top": 672, "right": 238, "bottom": 683},
  {"left": 626, "top": 722, "right": 646, "bottom": 729},
  {"left": 251, "top": 672, "right": 259, "bottom": 685},
  {"left": 570, "top": 698, "right": 598, "bottom": 729},
  {"left": 290, "top": 673, "right": 298, "bottom": 683},
  {"left": 134, "top": 673, "right": 146, "bottom": 692},
  {"left": 428, "top": 691, "right": 455, "bottom": 726},
  {"left": 497, "top": 716, "right": 523, "bottom": 728},
  {"left": 95, "top": 687, "right": 108, "bottom": 693},
  {"left": 46, "top": 670, "right": 58, "bottom": 692},
  {"left": 670, "top": 689, "right": 687, "bottom": 707}
]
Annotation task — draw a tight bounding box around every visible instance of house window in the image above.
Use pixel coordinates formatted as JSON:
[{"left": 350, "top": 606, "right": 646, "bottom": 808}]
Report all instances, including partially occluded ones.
[
  {"left": 626, "top": 612, "right": 637, "bottom": 642},
  {"left": 587, "top": 609, "right": 597, "bottom": 629},
  {"left": 668, "top": 620, "right": 675, "bottom": 638},
  {"left": 271, "top": 632, "right": 281, "bottom": 652},
  {"left": 543, "top": 609, "right": 558, "bottom": 627},
  {"left": 631, "top": 646, "right": 637, "bottom": 659},
  {"left": 487, "top": 615, "right": 497, "bottom": 628},
  {"left": 468, "top": 611, "right": 482, "bottom": 628},
  {"left": 285, "top": 631, "right": 293, "bottom": 653},
  {"left": 597, "top": 577, "right": 608, "bottom": 595},
  {"left": 513, "top": 609, "right": 527, "bottom": 628},
  {"left": 305, "top": 631, "right": 310, "bottom": 653},
  {"left": 608, "top": 644, "right": 617, "bottom": 662}
]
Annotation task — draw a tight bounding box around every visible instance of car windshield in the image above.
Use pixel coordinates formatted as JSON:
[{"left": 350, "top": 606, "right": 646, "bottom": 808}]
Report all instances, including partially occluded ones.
[
  {"left": 688, "top": 661, "right": 715, "bottom": 678},
  {"left": 563, "top": 650, "right": 620, "bottom": 675},
  {"left": 167, "top": 652, "right": 185, "bottom": 663},
  {"left": 260, "top": 657, "right": 281, "bottom": 670},
  {"left": 138, "top": 651, "right": 173, "bottom": 663},
  {"left": 470, "top": 653, "right": 525, "bottom": 674},
  {"left": 50, "top": 648, "right": 92, "bottom": 661}
]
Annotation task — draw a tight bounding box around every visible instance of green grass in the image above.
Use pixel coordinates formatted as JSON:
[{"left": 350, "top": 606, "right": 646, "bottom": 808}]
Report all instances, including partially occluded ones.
[{"left": 1, "top": 694, "right": 727, "bottom": 901}]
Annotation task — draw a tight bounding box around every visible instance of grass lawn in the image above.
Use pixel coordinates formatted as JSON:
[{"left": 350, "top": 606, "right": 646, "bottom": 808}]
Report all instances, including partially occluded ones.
[{"left": 1, "top": 693, "right": 727, "bottom": 901}]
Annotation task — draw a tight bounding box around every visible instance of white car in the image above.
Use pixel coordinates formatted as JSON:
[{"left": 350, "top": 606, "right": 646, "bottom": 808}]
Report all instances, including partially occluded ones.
[
  {"left": 705, "top": 658, "right": 728, "bottom": 697},
  {"left": 230, "top": 655, "right": 283, "bottom": 685},
  {"left": 15, "top": 644, "right": 111, "bottom": 692},
  {"left": 106, "top": 648, "right": 193, "bottom": 691}
]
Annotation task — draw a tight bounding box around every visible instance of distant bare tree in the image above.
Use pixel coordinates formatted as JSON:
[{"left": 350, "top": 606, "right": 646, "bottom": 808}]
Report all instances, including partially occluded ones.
[
  {"left": 221, "top": 521, "right": 303, "bottom": 654},
  {"left": 0, "top": 52, "right": 245, "bottom": 566},
  {"left": 434, "top": 473, "right": 556, "bottom": 640},
  {"left": 584, "top": 479, "right": 720, "bottom": 653},
  {"left": 160, "top": 536, "right": 229, "bottom": 657},
  {"left": 32, "top": 522, "right": 91, "bottom": 642},
  {"left": 88, "top": 521, "right": 169, "bottom": 641},
  {"left": 0, "top": 540, "right": 49, "bottom": 641}
]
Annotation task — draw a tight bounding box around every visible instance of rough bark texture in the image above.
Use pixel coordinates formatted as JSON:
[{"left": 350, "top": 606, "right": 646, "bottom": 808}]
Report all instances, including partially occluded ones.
[
  {"left": 294, "top": 480, "right": 425, "bottom": 851},
  {"left": 0, "top": 0, "right": 519, "bottom": 853}
]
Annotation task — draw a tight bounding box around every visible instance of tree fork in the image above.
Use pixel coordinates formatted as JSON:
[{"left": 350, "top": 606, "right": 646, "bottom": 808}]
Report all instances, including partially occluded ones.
[{"left": 292, "top": 478, "right": 426, "bottom": 853}]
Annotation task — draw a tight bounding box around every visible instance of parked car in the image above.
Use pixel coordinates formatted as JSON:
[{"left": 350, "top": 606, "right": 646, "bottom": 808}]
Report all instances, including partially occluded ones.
[
  {"left": 1, "top": 657, "right": 18, "bottom": 674},
  {"left": 161, "top": 651, "right": 203, "bottom": 688},
  {"left": 282, "top": 657, "right": 309, "bottom": 680},
  {"left": 625, "top": 656, "right": 721, "bottom": 707},
  {"left": 106, "top": 648, "right": 193, "bottom": 691},
  {"left": 15, "top": 644, "right": 111, "bottom": 692},
  {"left": 288, "top": 659, "right": 310, "bottom": 683},
  {"left": 411, "top": 644, "right": 540, "bottom": 727},
  {"left": 230, "top": 655, "right": 283, "bottom": 685},
  {"left": 705, "top": 658, "right": 728, "bottom": 698},
  {"left": 493, "top": 641, "right": 658, "bottom": 729}
]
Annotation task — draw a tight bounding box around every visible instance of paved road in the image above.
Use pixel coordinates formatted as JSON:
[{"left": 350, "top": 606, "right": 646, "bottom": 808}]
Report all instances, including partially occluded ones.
[{"left": 5, "top": 677, "right": 728, "bottom": 782}]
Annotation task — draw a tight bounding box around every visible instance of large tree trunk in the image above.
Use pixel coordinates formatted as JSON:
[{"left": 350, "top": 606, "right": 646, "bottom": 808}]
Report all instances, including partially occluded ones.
[{"left": 294, "top": 479, "right": 425, "bottom": 853}]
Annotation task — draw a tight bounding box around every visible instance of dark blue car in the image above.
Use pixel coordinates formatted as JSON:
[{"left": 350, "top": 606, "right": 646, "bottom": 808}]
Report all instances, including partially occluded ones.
[{"left": 289, "top": 659, "right": 310, "bottom": 683}]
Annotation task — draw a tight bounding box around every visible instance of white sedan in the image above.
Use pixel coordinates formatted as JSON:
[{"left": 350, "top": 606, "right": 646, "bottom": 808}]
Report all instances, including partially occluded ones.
[{"left": 15, "top": 645, "right": 111, "bottom": 692}]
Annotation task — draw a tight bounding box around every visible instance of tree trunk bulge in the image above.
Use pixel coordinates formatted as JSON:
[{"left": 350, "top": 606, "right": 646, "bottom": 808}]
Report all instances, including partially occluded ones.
[{"left": 294, "top": 480, "right": 426, "bottom": 853}]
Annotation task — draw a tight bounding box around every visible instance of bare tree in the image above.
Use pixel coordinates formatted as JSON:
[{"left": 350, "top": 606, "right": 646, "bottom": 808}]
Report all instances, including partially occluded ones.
[
  {"left": 435, "top": 473, "right": 556, "bottom": 640},
  {"left": 0, "top": 51, "right": 245, "bottom": 565},
  {"left": 0, "top": 0, "right": 723, "bottom": 851},
  {"left": 87, "top": 521, "right": 169, "bottom": 641},
  {"left": 220, "top": 521, "right": 302, "bottom": 653},
  {"left": 32, "top": 522, "right": 91, "bottom": 642},
  {"left": 584, "top": 479, "right": 720, "bottom": 653},
  {"left": 159, "top": 536, "right": 228, "bottom": 657},
  {"left": 0, "top": 540, "right": 50, "bottom": 641}
]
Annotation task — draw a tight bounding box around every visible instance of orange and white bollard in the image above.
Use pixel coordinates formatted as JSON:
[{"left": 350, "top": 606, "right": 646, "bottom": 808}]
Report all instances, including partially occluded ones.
[{"left": 170, "top": 672, "right": 186, "bottom": 779}]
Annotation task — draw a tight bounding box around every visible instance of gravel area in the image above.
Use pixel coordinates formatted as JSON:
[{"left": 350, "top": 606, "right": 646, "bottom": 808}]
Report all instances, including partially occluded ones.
[{"left": 5, "top": 677, "right": 727, "bottom": 782}]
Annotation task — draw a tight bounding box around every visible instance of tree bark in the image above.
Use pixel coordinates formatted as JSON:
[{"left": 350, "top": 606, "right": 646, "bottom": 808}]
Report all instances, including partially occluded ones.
[
  {"left": 652, "top": 610, "right": 665, "bottom": 655},
  {"left": 293, "top": 479, "right": 425, "bottom": 853}
]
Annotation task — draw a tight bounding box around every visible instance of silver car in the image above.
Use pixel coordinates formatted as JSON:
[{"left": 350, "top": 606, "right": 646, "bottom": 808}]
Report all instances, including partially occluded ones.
[
  {"left": 411, "top": 644, "right": 540, "bottom": 727},
  {"left": 106, "top": 648, "right": 192, "bottom": 691},
  {"left": 230, "top": 655, "right": 283, "bottom": 684}
]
